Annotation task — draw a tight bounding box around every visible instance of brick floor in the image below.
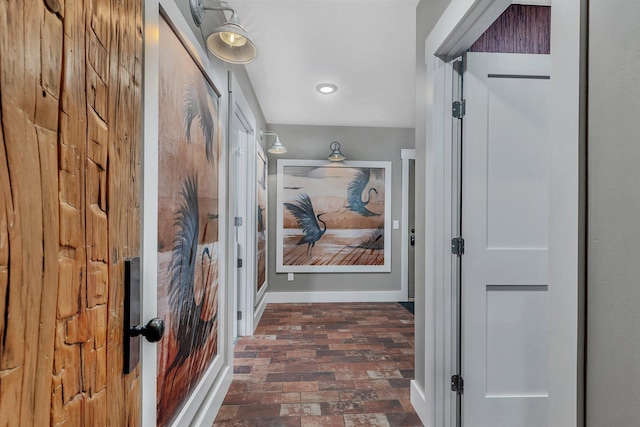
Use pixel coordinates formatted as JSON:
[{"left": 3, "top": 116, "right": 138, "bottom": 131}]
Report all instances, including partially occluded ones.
[{"left": 213, "top": 302, "right": 423, "bottom": 427}]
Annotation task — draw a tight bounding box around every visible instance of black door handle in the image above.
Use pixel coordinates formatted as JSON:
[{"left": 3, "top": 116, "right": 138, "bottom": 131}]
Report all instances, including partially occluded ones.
[{"left": 130, "top": 318, "right": 165, "bottom": 343}]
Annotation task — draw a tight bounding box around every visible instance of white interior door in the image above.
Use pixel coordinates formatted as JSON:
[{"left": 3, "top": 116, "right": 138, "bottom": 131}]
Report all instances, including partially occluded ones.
[
  {"left": 229, "top": 123, "right": 250, "bottom": 339},
  {"left": 462, "top": 52, "right": 550, "bottom": 427},
  {"left": 228, "top": 73, "right": 256, "bottom": 339}
]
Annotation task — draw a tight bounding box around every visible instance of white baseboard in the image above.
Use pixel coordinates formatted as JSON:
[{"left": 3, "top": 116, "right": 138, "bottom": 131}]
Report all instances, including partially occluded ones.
[
  {"left": 411, "top": 379, "right": 431, "bottom": 427},
  {"left": 192, "top": 366, "right": 233, "bottom": 426},
  {"left": 266, "top": 290, "right": 406, "bottom": 303},
  {"left": 253, "top": 293, "right": 268, "bottom": 332}
]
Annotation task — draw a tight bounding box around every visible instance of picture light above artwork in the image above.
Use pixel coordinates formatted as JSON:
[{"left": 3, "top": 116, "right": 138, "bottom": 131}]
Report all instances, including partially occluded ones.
[{"left": 327, "top": 141, "right": 346, "bottom": 162}]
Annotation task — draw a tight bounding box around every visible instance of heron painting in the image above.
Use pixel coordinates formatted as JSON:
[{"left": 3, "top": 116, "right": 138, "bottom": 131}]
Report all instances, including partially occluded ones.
[
  {"left": 345, "top": 168, "right": 381, "bottom": 216},
  {"left": 256, "top": 146, "right": 268, "bottom": 293},
  {"left": 277, "top": 160, "right": 391, "bottom": 273},
  {"left": 156, "top": 16, "right": 221, "bottom": 427},
  {"left": 284, "top": 193, "right": 327, "bottom": 257}
]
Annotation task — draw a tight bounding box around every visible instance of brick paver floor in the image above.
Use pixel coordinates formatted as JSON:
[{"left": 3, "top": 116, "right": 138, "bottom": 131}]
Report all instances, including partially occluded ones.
[{"left": 212, "top": 302, "right": 423, "bottom": 427}]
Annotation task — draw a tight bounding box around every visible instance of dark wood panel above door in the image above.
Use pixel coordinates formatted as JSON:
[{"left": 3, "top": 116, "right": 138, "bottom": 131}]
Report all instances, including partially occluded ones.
[{"left": 470, "top": 5, "right": 551, "bottom": 54}]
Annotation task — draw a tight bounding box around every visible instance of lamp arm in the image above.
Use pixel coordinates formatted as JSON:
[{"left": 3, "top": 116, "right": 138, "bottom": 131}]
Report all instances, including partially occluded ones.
[
  {"left": 201, "top": 5, "right": 234, "bottom": 13},
  {"left": 202, "top": 0, "right": 236, "bottom": 15},
  {"left": 190, "top": 0, "right": 239, "bottom": 27}
]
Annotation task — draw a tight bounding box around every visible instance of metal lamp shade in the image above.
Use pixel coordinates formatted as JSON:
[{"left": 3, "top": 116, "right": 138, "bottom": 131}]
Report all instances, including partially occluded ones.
[
  {"left": 268, "top": 137, "right": 287, "bottom": 154},
  {"left": 328, "top": 141, "right": 345, "bottom": 161},
  {"left": 207, "top": 22, "right": 257, "bottom": 64}
]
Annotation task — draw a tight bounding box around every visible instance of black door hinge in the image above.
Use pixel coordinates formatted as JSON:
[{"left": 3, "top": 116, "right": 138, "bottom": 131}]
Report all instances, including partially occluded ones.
[
  {"left": 453, "top": 100, "right": 466, "bottom": 119},
  {"left": 452, "top": 237, "right": 465, "bottom": 256},
  {"left": 237, "top": 311, "right": 242, "bottom": 320},
  {"left": 451, "top": 374, "right": 464, "bottom": 394}
]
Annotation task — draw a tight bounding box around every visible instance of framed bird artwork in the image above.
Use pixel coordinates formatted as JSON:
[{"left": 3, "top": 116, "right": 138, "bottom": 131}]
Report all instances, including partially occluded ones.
[
  {"left": 276, "top": 160, "right": 391, "bottom": 273},
  {"left": 155, "top": 13, "right": 223, "bottom": 427},
  {"left": 256, "top": 144, "right": 268, "bottom": 299}
]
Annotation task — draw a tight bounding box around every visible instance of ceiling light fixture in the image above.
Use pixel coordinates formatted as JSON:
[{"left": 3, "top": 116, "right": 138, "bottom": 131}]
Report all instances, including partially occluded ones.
[
  {"left": 265, "top": 131, "right": 287, "bottom": 154},
  {"left": 328, "top": 141, "right": 345, "bottom": 162},
  {"left": 190, "top": 0, "right": 257, "bottom": 65},
  {"left": 317, "top": 83, "right": 337, "bottom": 94}
]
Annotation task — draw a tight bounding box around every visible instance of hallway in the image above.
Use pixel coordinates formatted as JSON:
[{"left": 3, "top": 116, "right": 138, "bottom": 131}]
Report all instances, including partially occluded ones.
[{"left": 213, "top": 303, "right": 422, "bottom": 427}]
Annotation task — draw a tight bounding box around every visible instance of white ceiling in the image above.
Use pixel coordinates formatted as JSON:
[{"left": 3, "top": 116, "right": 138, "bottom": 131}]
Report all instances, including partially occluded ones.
[{"left": 224, "top": 0, "right": 420, "bottom": 129}]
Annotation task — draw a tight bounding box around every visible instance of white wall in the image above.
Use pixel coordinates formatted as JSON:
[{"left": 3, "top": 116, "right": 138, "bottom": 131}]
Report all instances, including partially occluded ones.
[
  {"left": 265, "top": 124, "right": 414, "bottom": 298},
  {"left": 587, "top": 0, "right": 640, "bottom": 425}
]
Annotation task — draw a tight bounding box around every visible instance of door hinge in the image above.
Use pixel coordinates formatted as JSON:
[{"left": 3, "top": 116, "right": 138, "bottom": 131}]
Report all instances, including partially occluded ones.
[
  {"left": 453, "top": 100, "right": 466, "bottom": 119},
  {"left": 451, "top": 375, "right": 464, "bottom": 394},
  {"left": 452, "top": 237, "right": 465, "bottom": 255},
  {"left": 234, "top": 216, "right": 243, "bottom": 227},
  {"left": 451, "top": 374, "right": 464, "bottom": 394},
  {"left": 237, "top": 311, "right": 243, "bottom": 320},
  {"left": 237, "top": 258, "right": 243, "bottom": 268}
]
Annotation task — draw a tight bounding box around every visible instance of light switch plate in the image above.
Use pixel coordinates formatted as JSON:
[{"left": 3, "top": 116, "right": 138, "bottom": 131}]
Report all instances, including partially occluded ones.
[
  {"left": 288, "top": 272, "right": 294, "bottom": 281},
  {"left": 393, "top": 220, "right": 400, "bottom": 229}
]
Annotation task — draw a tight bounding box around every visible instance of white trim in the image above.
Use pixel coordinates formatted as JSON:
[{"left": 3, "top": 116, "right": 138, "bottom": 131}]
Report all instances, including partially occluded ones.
[
  {"left": 191, "top": 367, "right": 233, "bottom": 426},
  {"left": 512, "top": 0, "right": 551, "bottom": 5},
  {"left": 411, "top": 380, "right": 431, "bottom": 427},
  {"left": 400, "top": 149, "right": 416, "bottom": 301},
  {"left": 428, "top": 0, "right": 512, "bottom": 62},
  {"left": 419, "top": 1, "right": 583, "bottom": 427},
  {"left": 253, "top": 291, "right": 268, "bottom": 332},
  {"left": 548, "top": 0, "right": 585, "bottom": 425},
  {"left": 171, "top": 354, "right": 224, "bottom": 426},
  {"left": 141, "top": 2, "right": 160, "bottom": 425},
  {"left": 266, "top": 290, "right": 405, "bottom": 304}
]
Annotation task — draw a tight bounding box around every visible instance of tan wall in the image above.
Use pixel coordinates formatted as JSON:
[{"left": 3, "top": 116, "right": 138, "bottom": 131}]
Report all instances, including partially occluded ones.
[{"left": 0, "top": 0, "right": 142, "bottom": 425}]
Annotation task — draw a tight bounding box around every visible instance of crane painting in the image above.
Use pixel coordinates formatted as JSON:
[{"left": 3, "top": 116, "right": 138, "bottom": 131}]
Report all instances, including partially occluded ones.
[
  {"left": 284, "top": 193, "right": 328, "bottom": 257},
  {"left": 256, "top": 147, "right": 268, "bottom": 293},
  {"left": 345, "top": 168, "right": 381, "bottom": 216},
  {"left": 156, "top": 17, "right": 221, "bottom": 427},
  {"left": 277, "top": 160, "right": 391, "bottom": 273}
]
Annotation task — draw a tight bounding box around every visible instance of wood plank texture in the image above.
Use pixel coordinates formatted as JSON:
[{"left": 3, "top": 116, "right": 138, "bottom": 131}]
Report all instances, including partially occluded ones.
[
  {"left": 0, "top": 0, "right": 142, "bottom": 425},
  {"left": 469, "top": 5, "right": 550, "bottom": 54}
]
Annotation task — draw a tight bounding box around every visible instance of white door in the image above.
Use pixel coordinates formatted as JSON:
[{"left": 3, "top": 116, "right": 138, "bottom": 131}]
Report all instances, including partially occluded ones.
[
  {"left": 229, "top": 126, "right": 248, "bottom": 339},
  {"left": 228, "top": 73, "right": 256, "bottom": 339},
  {"left": 461, "top": 52, "right": 550, "bottom": 427}
]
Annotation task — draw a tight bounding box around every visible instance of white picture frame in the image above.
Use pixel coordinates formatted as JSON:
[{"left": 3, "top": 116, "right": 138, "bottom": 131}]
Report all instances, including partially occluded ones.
[{"left": 276, "top": 159, "right": 391, "bottom": 273}]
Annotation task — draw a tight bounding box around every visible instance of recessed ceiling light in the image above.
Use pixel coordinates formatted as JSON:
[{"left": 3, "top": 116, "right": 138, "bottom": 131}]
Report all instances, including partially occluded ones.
[{"left": 317, "top": 83, "right": 337, "bottom": 94}]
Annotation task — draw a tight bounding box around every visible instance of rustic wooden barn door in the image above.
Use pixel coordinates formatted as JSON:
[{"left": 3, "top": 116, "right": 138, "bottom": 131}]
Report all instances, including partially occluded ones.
[{"left": 0, "top": 1, "right": 143, "bottom": 425}]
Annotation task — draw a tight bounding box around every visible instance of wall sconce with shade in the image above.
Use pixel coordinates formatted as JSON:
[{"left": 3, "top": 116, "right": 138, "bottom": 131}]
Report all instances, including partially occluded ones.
[
  {"left": 189, "top": 0, "right": 257, "bottom": 64},
  {"left": 327, "top": 141, "right": 346, "bottom": 162},
  {"left": 265, "top": 131, "right": 287, "bottom": 154}
]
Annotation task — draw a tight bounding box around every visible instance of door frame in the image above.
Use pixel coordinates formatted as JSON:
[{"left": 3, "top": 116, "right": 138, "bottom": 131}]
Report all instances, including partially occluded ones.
[
  {"left": 228, "top": 72, "right": 258, "bottom": 337},
  {"left": 411, "top": 0, "right": 586, "bottom": 426},
  {"left": 401, "top": 148, "right": 416, "bottom": 301}
]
